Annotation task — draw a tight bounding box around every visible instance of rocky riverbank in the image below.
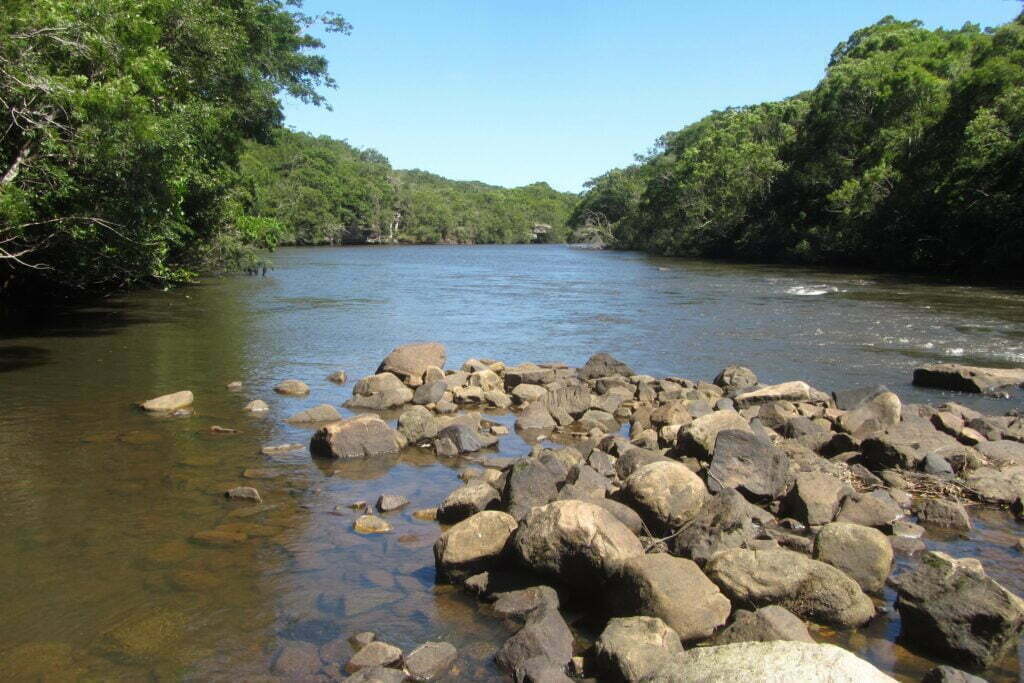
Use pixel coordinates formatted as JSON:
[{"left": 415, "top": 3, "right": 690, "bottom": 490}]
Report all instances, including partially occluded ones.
[{"left": 147, "top": 343, "right": 1024, "bottom": 681}]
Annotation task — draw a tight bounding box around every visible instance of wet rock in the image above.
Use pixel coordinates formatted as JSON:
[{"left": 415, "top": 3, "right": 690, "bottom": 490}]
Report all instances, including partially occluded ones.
[
  {"left": 398, "top": 405, "right": 438, "bottom": 443},
  {"left": 783, "top": 471, "right": 849, "bottom": 527},
  {"left": 310, "top": 415, "right": 401, "bottom": 459},
  {"left": 609, "top": 553, "right": 730, "bottom": 642},
  {"left": 435, "top": 423, "right": 493, "bottom": 455},
  {"left": 261, "top": 442, "right": 304, "bottom": 455},
  {"left": 437, "top": 482, "right": 500, "bottom": 524},
  {"left": 734, "top": 381, "right": 813, "bottom": 408},
  {"left": 434, "top": 510, "right": 518, "bottom": 582},
  {"left": 403, "top": 641, "right": 457, "bottom": 681},
  {"left": 244, "top": 399, "right": 269, "bottom": 413},
  {"left": 377, "top": 342, "right": 447, "bottom": 385},
  {"left": 706, "top": 429, "right": 788, "bottom": 502},
  {"left": 913, "top": 498, "right": 971, "bottom": 531},
  {"left": 376, "top": 494, "right": 409, "bottom": 513},
  {"left": 706, "top": 547, "right": 875, "bottom": 628},
  {"left": 346, "top": 640, "right": 403, "bottom": 673},
  {"left": 671, "top": 488, "right": 774, "bottom": 566},
  {"left": 594, "top": 616, "right": 684, "bottom": 682},
  {"left": 495, "top": 601, "right": 573, "bottom": 680},
  {"left": 286, "top": 403, "right": 342, "bottom": 423},
  {"left": 894, "top": 550, "right": 1024, "bottom": 667},
  {"left": 346, "top": 666, "right": 407, "bottom": 682},
  {"left": 578, "top": 352, "right": 635, "bottom": 380},
  {"left": 413, "top": 379, "right": 447, "bottom": 405},
  {"left": 620, "top": 461, "right": 709, "bottom": 534},
  {"left": 713, "top": 365, "right": 758, "bottom": 392},
  {"left": 649, "top": 641, "right": 896, "bottom": 682},
  {"left": 514, "top": 500, "right": 644, "bottom": 585},
  {"left": 191, "top": 529, "right": 247, "bottom": 545},
  {"left": 347, "top": 372, "right": 415, "bottom": 409},
  {"left": 834, "top": 490, "right": 903, "bottom": 531},
  {"left": 98, "top": 608, "right": 188, "bottom": 661},
  {"left": 353, "top": 515, "right": 393, "bottom": 534},
  {"left": 225, "top": 485, "right": 262, "bottom": 503},
  {"left": 271, "top": 641, "right": 322, "bottom": 677},
  {"left": 676, "top": 411, "right": 752, "bottom": 460},
  {"left": 492, "top": 585, "right": 560, "bottom": 621},
  {"left": 274, "top": 379, "right": 309, "bottom": 396},
  {"left": 813, "top": 522, "right": 893, "bottom": 593},
  {"left": 712, "top": 605, "right": 814, "bottom": 645},
  {"left": 920, "top": 665, "right": 988, "bottom": 683},
  {"left": 913, "top": 363, "right": 1024, "bottom": 394},
  {"left": 861, "top": 417, "right": 960, "bottom": 470},
  {"left": 140, "top": 390, "right": 194, "bottom": 412}
]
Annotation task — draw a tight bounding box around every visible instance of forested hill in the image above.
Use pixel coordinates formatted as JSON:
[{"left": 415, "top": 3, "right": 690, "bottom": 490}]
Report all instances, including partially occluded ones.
[
  {"left": 238, "top": 129, "right": 577, "bottom": 246},
  {"left": 571, "top": 13, "right": 1024, "bottom": 279}
]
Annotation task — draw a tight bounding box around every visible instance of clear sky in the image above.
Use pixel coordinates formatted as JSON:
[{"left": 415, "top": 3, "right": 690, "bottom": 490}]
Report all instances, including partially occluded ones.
[{"left": 282, "top": 1, "right": 1022, "bottom": 193}]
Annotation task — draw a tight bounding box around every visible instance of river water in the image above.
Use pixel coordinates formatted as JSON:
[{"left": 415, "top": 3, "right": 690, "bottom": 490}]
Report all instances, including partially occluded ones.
[{"left": 0, "top": 245, "right": 1022, "bottom": 680}]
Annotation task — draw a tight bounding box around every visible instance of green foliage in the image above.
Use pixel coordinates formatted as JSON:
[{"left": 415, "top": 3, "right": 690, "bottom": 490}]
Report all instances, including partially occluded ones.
[
  {"left": 0, "top": 0, "right": 342, "bottom": 297},
  {"left": 577, "top": 12, "right": 1024, "bottom": 278}
]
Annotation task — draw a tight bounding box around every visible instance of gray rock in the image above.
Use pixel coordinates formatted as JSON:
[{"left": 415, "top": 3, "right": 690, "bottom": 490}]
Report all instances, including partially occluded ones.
[
  {"left": 403, "top": 641, "right": 457, "bottom": 681},
  {"left": 671, "top": 488, "right": 773, "bottom": 566},
  {"left": 506, "top": 363, "right": 557, "bottom": 388},
  {"left": 310, "top": 415, "right": 401, "bottom": 459},
  {"left": 433, "top": 510, "right": 518, "bottom": 582},
  {"left": 861, "top": 417, "right": 960, "bottom": 470},
  {"left": 586, "top": 498, "right": 644, "bottom": 535},
  {"left": 494, "top": 602, "right": 573, "bottom": 680},
  {"left": 285, "top": 403, "right": 342, "bottom": 423},
  {"left": 435, "top": 423, "right": 493, "bottom": 455},
  {"left": 346, "top": 640, "right": 403, "bottom": 673},
  {"left": 516, "top": 402, "right": 557, "bottom": 431},
  {"left": 813, "top": 522, "right": 893, "bottom": 593},
  {"left": 272, "top": 641, "right": 321, "bottom": 677},
  {"left": 706, "top": 429, "right": 788, "bottom": 502},
  {"left": 676, "top": 411, "right": 752, "bottom": 460},
  {"left": 614, "top": 447, "right": 671, "bottom": 480},
  {"left": 914, "top": 498, "right": 972, "bottom": 531},
  {"left": 376, "top": 494, "right": 409, "bottom": 513},
  {"left": 974, "top": 439, "right": 1024, "bottom": 467},
  {"left": 594, "top": 616, "right": 684, "bottom": 682},
  {"left": 920, "top": 665, "right": 988, "bottom": 683},
  {"left": 834, "top": 490, "right": 903, "bottom": 531},
  {"left": 273, "top": 380, "right": 309, "bottom": 396},
  {"left": 502, "top": 457, "right": 564, "bottom": 521},
  {"left": 734, "top": 381, "right": 813, "bottom": 408},
  {"left": 622, "top": 461, "right": 708, "bottom": 534},
  {"left": 837, "top": 392, "right": 902, "bottom": 435},
  {"left": 913, "top": 363, "right": 1024, "bottom": 394},
  {"left": 832, "top": 385, "right": 889, "bottom": 411},
  {"left": 578, "top": 352, "right": 635, "bottom": 380},
  {"left": 705, "top": 547, "right": 875, "bottom": 628},
  {"left": 514, "top": 500, "right": 644, "bottom": 585},
  {"left": 413, "top": 379, "right": 447, "bottom": 405},
  {"left": 783, "top": 471, "right": 850, "bottom": 527},
  {"left": 492, "top": 585, "right": 560, "bottom": 621},
  {"left": 713, "top": 365, "right": 758, "bottom": 392},
  {"left": 377, "top": 342, "right": 447, "bottom": 384},
  {"left": 398, "top": 405, "right": 438, "bottom": 443},
  {"left": 609, "top": 553, "right": 730, "bottom": 642},
  {"left": 894, "top": 550, "right": 1024, "bottom": 666},
  {"left": 712, "top": 605, "right": 814, "bottom": 645},
  {"left": 347, "top": 372, "right": 415, "bottom": 409},
  {"left": 345, "top": 666, "right": 407, "bottom": 682},
  {"left": 437, "top": 482, "right": 500, "bottom": 524}
]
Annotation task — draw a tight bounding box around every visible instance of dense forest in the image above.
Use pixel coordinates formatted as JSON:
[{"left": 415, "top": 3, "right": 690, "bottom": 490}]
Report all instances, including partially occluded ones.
[
  {"left": 571, "top": 13, "right": 1024, "bottom": 278},
  {"left": 238, "top": 129, "right": 577, "bottom": 246}
]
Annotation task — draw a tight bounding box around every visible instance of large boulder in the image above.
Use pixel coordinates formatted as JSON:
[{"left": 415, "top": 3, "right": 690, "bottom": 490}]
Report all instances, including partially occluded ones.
[
  {"left": 494, "top": 601, "right": 573, "bottom": 680},
  {"left": 646, "top": 641, "right": 896, "bottom": 682},
  {"left": 436, "top": 482, "right": 500, "bottom": 524},
  {"left": 346, "top": 372, "right": 415, "bottom": 409},
  {"left": 782, "top": 471, "right": 849, "bottom": 527},
  {"left": 706, "top": 430, "right": 788, "bottom": 502},
  {"left": 620, "top": 461, "right": 709, "bottom": 534},
  {"left": 893, "top": 551, "right": 1024, "bottom": 667},
  {"left": 734, "top": 381, "right": 813, "bottom": 408},
  {"left": 913, "top": 363, "right": 1024, "bottom": 394},
  {"left": 713, "top": 365, "right": 758, "bottom": 392},
  {"left": 310, "top": 415, "right": 401, "bottom": 459},
  {"left": 914, "top": 498, "right": 971, "bottom": 531},
  {"left": 813, "top": 522, "right": 893, "bottom": 593},
  {"left": 609, "top": 554, "right": 731, "bottom": 642},
  {"left": 705, "top": 548, "right": 875, "bottom": 628},
  {"left": 397, "top": 405, "right": 438, "bottom": 443},
  {"left": 671, "top": 488, "right": 774, "bottom": 566},
  {"left": 578, "top": 352, "right": 635, "bottom": 380},
  {"left": 514, "top": 500, "right": 644, "bottom": 586},
  {"left": 860, "top": 417, "right": 960, "bottom": 471},
  {"left": 712, "top": 605, "right": 814, "bottom": 645},
  {"left": 594, "top": 616, "right": 684, "bottom": 682},
  {"left": 676, "top": 411, "right": 752, "bottom": 460},
  {"left": 433, "top": 510, "right": 517, "bottom": 582},
  {"left": 377, "top": 342, "right": 447, "bottom": 385},
  {"left": 516, "top": 402, "right": 557, "bottom": 431},
  {"left": 434, "top": 422, "right": 494, "bottom": 455},
  {"left": 837, "top": 391, "right": 901, "bottom": 435},
  {"left": 502, "top": 456, "right": 564, "bottom": 520}
]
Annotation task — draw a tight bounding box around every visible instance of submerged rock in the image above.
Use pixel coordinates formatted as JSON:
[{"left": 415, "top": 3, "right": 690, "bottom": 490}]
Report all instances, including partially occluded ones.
[
  {"left": 225, "top": 486, "right": 262, "bottom": 503},
  {"left": 353, "top": 515, "right": 393, "bottom": 534},
  {"left": 403, "top": 641, "right": 457, "bottom": 681},
  {"left": 285, "top": 403, "right": 341, "bottom": 423}
]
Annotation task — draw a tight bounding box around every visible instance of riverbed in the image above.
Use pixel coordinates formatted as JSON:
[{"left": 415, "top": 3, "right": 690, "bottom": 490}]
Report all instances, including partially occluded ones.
[{"left": 0, "top": 245, "right": 1021, "bottom": 679}]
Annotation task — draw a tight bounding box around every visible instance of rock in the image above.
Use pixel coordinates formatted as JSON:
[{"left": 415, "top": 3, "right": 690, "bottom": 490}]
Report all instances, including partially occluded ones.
[
  {"left": 272, "top": 641, "right": 322, "bottom": 677},
  {"left": 832, "top": 385, "right": 890, "bottom": 411},
  {"left": 347, "top": 372, "right": 415, "bottom": 409},
  {"left": 706, "top": 429, "right": 788, "bottom": 502},
  {"left": 346, "top": 640, "right": 403, "bottom": 673},
  {"left": 837, "top": 392, "right": 901, "bottom": 434},
  {"left": 587, "top": 498, "right": 644, "bottom": 535},
  {"left": 620, "top": 461, "right": 709, "bottom": 534},
  {"left": 543, "top": 385, "right": 592, "bottom": 420},
  {"left": 403, "top": 641, "right": 457, "bottom": 681},
  {"left": 285, "top": 403, "right": 342, "bottom": 423},
  {"left": 609, "top": 554, "right": 730, "bottom": 642},
  {"left": 894, "top": 550, "right": 1024, "bottom": 667},
  {"left": 914, "top": 498, "right": 971, "bottom": 531},
  {"left": 244, "top": 399, "right": 269, "bottom": 412},
  {"left": 191, "top": 529, "right": 247, "bottom": 545},
  {"left": 261, "top": 442, "right": 303, "bottom": 455},
  {"left": 327, "top": 370, "right": 347, "bottom": 384},
  {"left": 398, "top": 405, "right": 438, "bottom": 443},
  {"left": 435, "top": 423, "right": 492, "bottom": 455},
  {"left": 705, "top": 547, "right": 875, "bottom": 628},
  {"left": 834, "top": 491, "right": 903, "bottom": 530},
  {"left": 676, "top": 411, "right": 752, "bottom": 460},
  {"left": 310, "top": 415, "right": 401, "bottom": 459},
  {"left": 813, "top": 522, "right": 893, "bottom": 593},
  {"left": 648, "top": 641, "right": 896, "bottom": 682},
  {"left": 518, "top": 657, "right": 573, "bottom": 682},
  {"left": 516, "top": 402, "right": 557, "bottom": 431},
  {"left": 671, "top": 488, "right": 774, "bottom": 566},
  {"left": 713, "top": 365, "right": 758, "bottom": 392},
  {"left": 492, "top": 585, "right": 560, "bottom": 620},
  {"left": 712, "top": 605, "right": 814, "bottom": 645},
  {"left": 734, "top": 381, "right": 813, "bottom": 408},
  {"left": 614, "top": 448, "right": 671, "bottom": 479},
  {"left": 975, "top": 439, "right": 1024, "bottom": 467},
  {"left": 506, "top": 363, "right": 556, "bottom": 388},
  {"left": 377, "top": 342, "right": 447, "bottom": 384},
  {"left": 578, "top": 352, "right": 635, "bottom": 380},
  {"left": 512, "top": 384, "right": 548, "bottom": 404},
  {"left": 495, "top": 601, "right": 573, "bottom": 680},
  {"left": 274, "top": 380, "right": 309, "bottom": 396},
  {"left": 962, "top": 467, "right": 1024, "bottom": 505},
  {"left": 913, "top": 363, "right": 1024, "bottom": 394},
  {"left": 437, "top": 482, "right": 500, "bottom": 524},
  {"left": 433, "top": 510, "right": 518, "bottom": 582},
  {"left": 920, "top": 666, "right": 988, "bottom": 683},
  {"left": 783, "top": 471, "right": 849, "bottom": 527},
  {"left": 594, "top": 616, "right": 684, "bottom": 682},
  {"left": 514, "top": 500, "right": 644, "bottom": 585},
  {"left": 346, "top": 666, "right": 407, "bottom": 682},
  {"left": 413, "top": 379, "right": 447, "bottom": 405},
  {"left": 353, "top": 515, "right": 392, "bottom": 534},
  {"left": 502, "top": 457, "right": 563, "bottom": 520},
  {"left": 376, "top": 494, "right": 409, "bottom": 512},
  {"left": 225, "top": 486, "right": 262, "bottom": 503},
  {"left": 412, "top": 507, "right": 437, "bottom": 521},
  {"left": 140, "top": 390, "right": 193, "bottom": 412},
  {"left": 861, "top": 417, "right": 960, "bottom": 470}
]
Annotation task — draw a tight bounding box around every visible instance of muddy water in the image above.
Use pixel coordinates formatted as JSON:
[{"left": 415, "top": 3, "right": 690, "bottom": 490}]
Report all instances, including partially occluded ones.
[{"left": 0, "top": 245, "right": 1022, "bottom": 680}]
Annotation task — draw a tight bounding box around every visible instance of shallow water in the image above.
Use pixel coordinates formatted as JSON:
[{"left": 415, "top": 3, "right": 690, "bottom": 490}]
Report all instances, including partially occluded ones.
[{"left": 1, "top": 245, "right": 1022, "bottom": 680}]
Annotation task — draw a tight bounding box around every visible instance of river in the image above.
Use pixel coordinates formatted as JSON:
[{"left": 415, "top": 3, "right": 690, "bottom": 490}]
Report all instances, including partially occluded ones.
[{"left": 0, "top": 245, "right": 1021, "bottom": 680}]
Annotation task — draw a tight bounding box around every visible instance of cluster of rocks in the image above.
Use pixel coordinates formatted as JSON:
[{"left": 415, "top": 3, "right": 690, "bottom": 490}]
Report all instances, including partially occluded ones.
[
  {"left": 272, "top": 631, "right": 458, "bottom": 681},
  {"left": 306, "top": 343, "right": 1024, "bottom": 681}
]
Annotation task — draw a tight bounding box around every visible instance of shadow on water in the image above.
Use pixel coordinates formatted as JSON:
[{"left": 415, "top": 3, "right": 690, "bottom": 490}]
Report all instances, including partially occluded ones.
[{"left": 0, "top": 345, "right": 52, "bottom": 373}]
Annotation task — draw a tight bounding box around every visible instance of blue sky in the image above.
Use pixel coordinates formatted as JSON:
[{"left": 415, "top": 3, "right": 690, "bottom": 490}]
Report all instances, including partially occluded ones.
[{"left": 282, "top": 1, "right": 1022, "bottom": 193}]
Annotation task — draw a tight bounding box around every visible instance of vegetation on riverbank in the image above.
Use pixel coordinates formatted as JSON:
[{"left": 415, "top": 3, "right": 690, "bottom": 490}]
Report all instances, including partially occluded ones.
[{"left": 571, "top": 13, "right": 1024, "bottom": 278}]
